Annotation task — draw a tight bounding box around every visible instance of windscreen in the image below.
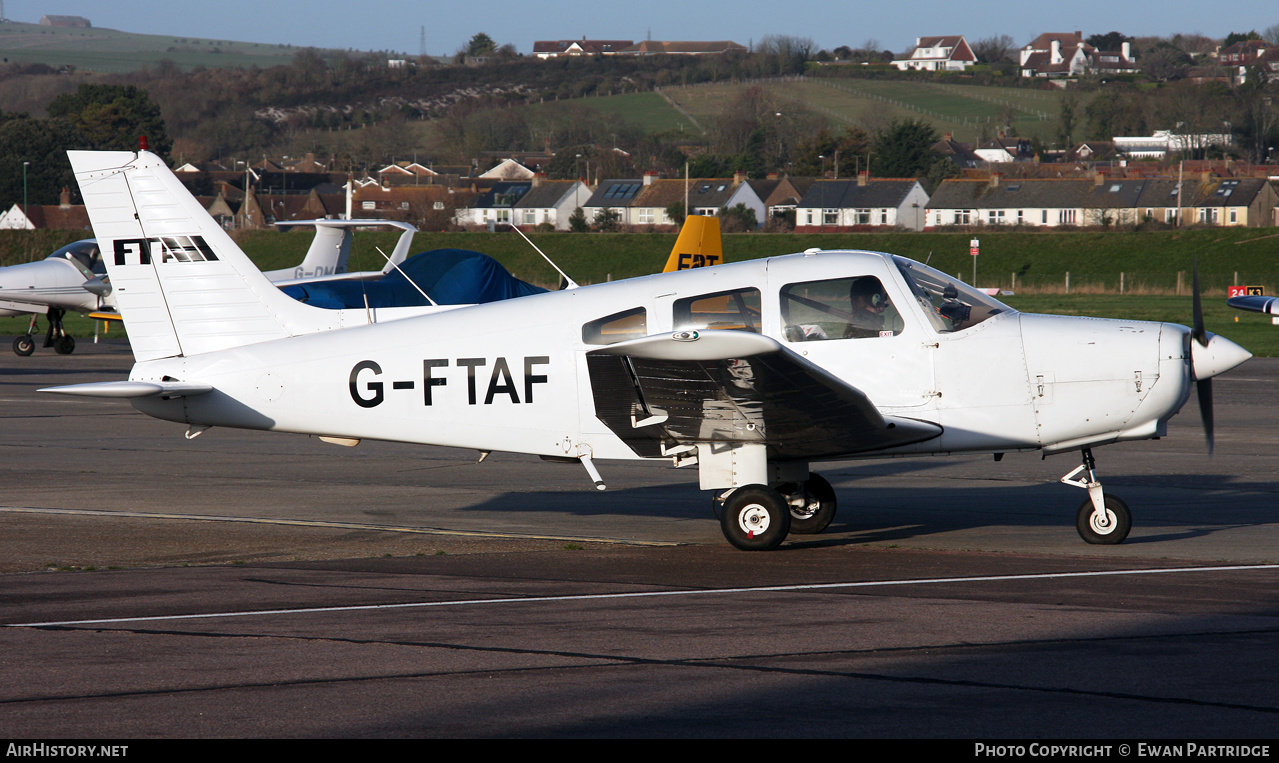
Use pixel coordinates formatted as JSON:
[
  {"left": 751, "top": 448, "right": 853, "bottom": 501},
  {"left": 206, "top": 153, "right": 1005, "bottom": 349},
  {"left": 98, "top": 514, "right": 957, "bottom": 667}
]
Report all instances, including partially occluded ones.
[{"left": 893, "top": 256, "right": 1012, "bottom": 333}]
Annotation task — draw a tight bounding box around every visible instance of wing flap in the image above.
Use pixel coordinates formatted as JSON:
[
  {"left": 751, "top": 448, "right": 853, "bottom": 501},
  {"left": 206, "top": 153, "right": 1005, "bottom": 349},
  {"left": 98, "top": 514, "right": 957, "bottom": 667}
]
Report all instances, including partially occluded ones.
[{"left": 586, "top": 330, "right": 941, "bottom": 460}]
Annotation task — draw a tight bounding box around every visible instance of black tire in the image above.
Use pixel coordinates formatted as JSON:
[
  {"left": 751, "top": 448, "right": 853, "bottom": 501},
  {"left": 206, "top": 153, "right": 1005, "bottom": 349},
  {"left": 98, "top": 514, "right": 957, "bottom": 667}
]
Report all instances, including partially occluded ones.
[
  {"left": 787, "top": 473, "right": 837, "bottom": 535},
  {"left": 720, "top": 485, "right": 791, "bottom": 551},
  {"left": 1076, "top": 495, "right": 1131, "bottom": 545},
  {"left": 54, "top": 335, "right": 75, "bottom": 355},
  {"left": 13, "top": 335, "right": 34, "bottom": 356}
]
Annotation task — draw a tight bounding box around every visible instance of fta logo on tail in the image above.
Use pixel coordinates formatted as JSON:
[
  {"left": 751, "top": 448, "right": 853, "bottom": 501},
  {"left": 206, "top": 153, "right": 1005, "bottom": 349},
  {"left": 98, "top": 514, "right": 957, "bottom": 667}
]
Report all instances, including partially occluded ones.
[{"left": 114, "top": 236, "right": 220, "bottom": 265}]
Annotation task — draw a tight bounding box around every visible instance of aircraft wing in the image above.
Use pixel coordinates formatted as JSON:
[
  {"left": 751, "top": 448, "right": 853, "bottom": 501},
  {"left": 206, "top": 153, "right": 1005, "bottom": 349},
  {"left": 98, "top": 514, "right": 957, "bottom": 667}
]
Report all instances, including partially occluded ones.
[
  {"left": 1227, "top": 295, "right": 1279, "bottom": 315},
  {"left": 586, "top": 330, "right": 941, "bottom": 460}
]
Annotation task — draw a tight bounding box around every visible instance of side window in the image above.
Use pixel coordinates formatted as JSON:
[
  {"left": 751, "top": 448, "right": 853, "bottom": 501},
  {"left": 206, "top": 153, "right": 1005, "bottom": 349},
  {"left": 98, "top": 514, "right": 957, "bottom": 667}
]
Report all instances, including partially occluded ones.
[
  {"left": 780, "top": 276, "right": 903, "bottom": 342},
  {"left": 673, "top": 288, "right": 761, "bottom": 333},
  {"left": 583, "top": 307, "right": 647, "bottom": 345}
]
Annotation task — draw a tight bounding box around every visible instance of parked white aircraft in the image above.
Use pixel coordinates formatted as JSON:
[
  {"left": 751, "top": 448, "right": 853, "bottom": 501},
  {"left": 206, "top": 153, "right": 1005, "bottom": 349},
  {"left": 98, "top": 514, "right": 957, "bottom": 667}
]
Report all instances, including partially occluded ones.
[
  {"left": 2, "top": 218, "right": 416, "bottom": 356},
  {"left": 44, "top": 150, "right": 1252, "bottom": 551}
]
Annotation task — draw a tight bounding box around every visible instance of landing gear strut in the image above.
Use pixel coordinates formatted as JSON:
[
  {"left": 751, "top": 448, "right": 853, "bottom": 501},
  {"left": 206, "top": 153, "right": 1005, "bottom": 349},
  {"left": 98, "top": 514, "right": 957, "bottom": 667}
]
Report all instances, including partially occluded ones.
[
  {"left": 1061, "top": 448, "right": 1131, "bottom": 545},
  {"left": 43, "top": 308, "right": 75, "bottom": 355}
]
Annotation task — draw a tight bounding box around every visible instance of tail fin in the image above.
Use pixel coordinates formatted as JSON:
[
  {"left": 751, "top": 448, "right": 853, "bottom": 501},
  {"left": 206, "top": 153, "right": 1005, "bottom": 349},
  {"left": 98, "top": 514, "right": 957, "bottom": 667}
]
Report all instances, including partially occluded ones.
[
  {"left": 270, "top": 219, "right": 419, "bottom": 280},
  {"left": 662, "top": 214, "right": 723, "bottom": 272},
  {"left": 70, "top": 150, "right": 343, "bottom": 362},
  {"left": 265, "top": 222, "right": 353, "bottom": 280}
]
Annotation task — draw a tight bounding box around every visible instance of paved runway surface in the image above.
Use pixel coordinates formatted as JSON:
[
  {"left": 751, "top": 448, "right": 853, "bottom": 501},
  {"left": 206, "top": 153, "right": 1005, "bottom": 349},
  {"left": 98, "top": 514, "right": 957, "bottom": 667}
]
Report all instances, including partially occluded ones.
[{"left": 2, "top": 338, "right": 1277, "bottom": 737}]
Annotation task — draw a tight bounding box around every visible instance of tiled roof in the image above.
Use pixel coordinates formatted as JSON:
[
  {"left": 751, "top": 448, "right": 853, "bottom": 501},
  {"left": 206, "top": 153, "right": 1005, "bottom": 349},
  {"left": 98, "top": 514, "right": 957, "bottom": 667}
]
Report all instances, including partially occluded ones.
[{"left": 797, "top": 179, "right": 922, "bottom": 209}]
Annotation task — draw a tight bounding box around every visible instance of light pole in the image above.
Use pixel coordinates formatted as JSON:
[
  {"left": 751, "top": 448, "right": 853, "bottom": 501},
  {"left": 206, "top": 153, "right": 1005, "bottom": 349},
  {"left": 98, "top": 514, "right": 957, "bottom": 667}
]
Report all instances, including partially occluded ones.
[{"left": 22, "top": 161, "right": 29, "bottom": 224}]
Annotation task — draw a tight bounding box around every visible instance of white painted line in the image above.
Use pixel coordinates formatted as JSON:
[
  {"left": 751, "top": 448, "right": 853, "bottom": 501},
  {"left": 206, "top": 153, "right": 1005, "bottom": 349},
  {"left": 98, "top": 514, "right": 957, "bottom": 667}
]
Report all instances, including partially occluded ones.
[
  {"left": 0, "top": 506, "right": 678, "bottom": 547},
  {"left": 9, "top": 564, "right": 1279, "bottom": 629}
]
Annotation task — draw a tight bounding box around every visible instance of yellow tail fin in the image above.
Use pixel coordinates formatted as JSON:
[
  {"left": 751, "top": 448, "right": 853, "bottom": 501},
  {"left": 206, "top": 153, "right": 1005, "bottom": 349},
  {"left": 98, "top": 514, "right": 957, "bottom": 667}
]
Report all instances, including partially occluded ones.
[{"left": 662, "top": 214, "right": 723, "bottom": 272}]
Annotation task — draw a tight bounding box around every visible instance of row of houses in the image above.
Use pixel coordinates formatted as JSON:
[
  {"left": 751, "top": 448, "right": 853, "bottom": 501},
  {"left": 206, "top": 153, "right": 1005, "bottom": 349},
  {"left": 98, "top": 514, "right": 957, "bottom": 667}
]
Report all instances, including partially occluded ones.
[
  {"left": 890, "top": 31, "right": 1138, "bottom": 78},
  {"left": 5, "top": 164, "right": 1278, "bottom": 233}
]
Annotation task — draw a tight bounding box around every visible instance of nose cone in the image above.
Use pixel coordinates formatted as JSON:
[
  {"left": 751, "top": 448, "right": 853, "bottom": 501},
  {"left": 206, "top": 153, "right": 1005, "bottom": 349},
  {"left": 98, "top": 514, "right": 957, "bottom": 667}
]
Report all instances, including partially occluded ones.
[{"left": 1191, "top": 331, "right": 1251, "bottom": 381}]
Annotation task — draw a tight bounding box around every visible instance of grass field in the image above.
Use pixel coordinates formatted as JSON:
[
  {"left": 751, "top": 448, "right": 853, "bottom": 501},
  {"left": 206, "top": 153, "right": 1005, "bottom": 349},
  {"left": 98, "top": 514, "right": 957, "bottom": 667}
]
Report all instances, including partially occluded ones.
[
  {"left": 0, "top": 20, "right": 327, "bottom": 72},
  {"left": 660, "top": 78, "right": 1082, "bottom": 144}
]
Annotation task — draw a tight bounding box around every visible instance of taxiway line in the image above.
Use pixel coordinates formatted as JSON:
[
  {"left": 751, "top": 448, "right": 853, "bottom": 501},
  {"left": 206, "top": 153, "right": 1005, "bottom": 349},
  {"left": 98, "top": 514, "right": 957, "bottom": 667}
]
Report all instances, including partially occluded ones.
[
  {"left": 0, "top": 505, "right": 678, "bottom": 547},
  {"left": 9, "top": 563, "right": 1279, "bottom": 629}
]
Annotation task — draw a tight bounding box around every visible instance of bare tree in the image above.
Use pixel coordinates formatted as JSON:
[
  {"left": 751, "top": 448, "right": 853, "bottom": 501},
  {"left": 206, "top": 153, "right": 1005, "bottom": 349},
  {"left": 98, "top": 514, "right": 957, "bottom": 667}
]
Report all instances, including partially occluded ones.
[{"left": 972, "top": 34, "right": 1016, "bottom": 64}]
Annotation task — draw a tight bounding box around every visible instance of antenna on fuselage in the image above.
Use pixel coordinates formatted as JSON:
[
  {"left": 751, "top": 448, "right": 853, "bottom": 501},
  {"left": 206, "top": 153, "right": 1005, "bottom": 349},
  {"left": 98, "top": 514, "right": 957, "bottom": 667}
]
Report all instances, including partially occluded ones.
[
  {"left": 374, "top": 246, "right": 439, "bottom": 307},
  {"left": 509, "top": 223, "right": 579, "bottom": 290}
]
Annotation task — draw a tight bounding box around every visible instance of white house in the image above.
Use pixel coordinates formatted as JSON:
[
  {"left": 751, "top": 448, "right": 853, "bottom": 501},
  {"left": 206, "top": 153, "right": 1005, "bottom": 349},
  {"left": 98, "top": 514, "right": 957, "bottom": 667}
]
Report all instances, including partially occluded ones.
[{"left": 892, "top": 36, "right": 977, "bottom": 71}]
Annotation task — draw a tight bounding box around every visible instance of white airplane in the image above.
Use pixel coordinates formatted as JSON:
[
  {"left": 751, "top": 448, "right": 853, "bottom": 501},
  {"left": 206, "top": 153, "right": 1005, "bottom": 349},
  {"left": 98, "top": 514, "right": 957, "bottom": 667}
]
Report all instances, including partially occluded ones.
[
  {"left": 1, "top": 219, "right": 416, "bottom": 356},
  {"left": 43, "top": 149, "right": 1253, "bottom": 551}
]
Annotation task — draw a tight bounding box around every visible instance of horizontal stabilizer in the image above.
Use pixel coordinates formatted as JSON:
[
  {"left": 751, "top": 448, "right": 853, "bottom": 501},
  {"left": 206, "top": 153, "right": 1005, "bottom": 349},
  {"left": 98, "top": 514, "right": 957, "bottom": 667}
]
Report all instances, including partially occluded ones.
[{"left": 39, "top": 381, "right": 212, "bottom": 398}]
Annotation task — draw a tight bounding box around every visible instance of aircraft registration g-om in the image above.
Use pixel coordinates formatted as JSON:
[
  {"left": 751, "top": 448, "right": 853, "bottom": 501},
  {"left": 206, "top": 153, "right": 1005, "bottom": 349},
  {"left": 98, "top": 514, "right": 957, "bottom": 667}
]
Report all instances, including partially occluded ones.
[{"left": 45, "top": 150, "right": 1252, "bottom": 551}]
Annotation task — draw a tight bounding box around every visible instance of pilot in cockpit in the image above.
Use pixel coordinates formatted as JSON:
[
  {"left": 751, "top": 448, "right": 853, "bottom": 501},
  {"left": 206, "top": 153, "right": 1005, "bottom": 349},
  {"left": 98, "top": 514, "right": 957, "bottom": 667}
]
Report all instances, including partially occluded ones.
[{"left": 844, "top": 278, "right": 890, "bottom": 339}]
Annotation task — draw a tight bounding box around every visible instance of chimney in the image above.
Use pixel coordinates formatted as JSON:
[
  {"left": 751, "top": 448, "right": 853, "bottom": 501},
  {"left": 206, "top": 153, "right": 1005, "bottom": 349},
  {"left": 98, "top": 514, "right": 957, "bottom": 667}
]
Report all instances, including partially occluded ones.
[
  {"left": 1051, "top": 39, "right": 1062, "bottom": 63},
  {"left": 989, "top": 173, "right": 1002, "bottom": 188},
  {"left": 1121, "top": 41, "right": 1131, "bottom": 60},
  {"left": 59, "top": 187, "right": 71, "bottom": 208},
  {"left": 1093, "top": 171, "right": 1105, "bottom": 186},
  {"left": 643, "top": 171, "right": 658, "bottom": 186},
  {"left": 857, "top": 171, "right": 869, "bottom": 187},
  {"left": 733, "top": 170, "right": 745, "bottom": 186},
  {"left": 944, "top": 132, "right": 953, "bottom": 141},
  {"left": 532, "top": 172, "right": 544, "bottom": 188},
  {"left": 305, "top": 152, "right": 316, "bottom": 169}
]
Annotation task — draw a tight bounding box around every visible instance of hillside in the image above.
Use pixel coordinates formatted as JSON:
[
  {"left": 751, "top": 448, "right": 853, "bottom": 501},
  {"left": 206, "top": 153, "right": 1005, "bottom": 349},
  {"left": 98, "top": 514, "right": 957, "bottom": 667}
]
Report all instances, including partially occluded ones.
[{"left": 0, "top": 20, "right": 332, "bottom": 73}]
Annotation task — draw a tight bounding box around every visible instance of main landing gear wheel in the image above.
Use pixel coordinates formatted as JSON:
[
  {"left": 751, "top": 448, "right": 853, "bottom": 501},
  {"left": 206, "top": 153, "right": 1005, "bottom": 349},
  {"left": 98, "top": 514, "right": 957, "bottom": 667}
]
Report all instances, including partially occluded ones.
[
  {"left": 1077, "top": 495, "right": 1131, "bottom": 545},
  {"left": 785, "top": 473, "right": 837, "bottom": 535},
  {"left": 54, "top": 335, "right": 75, "bottom": 355},
  {"left": 720, "top": 485, "right": 791, "bottom": 551},
  {"left": 13, "top": 335, "right": 34, "bottom": 356}
]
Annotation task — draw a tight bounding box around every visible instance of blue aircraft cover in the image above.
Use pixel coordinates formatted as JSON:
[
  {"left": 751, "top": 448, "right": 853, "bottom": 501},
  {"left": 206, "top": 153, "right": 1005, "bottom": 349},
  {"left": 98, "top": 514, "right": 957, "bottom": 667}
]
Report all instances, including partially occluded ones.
[{"left": 281, "top": 249, "right": 548, "bottom": 310}]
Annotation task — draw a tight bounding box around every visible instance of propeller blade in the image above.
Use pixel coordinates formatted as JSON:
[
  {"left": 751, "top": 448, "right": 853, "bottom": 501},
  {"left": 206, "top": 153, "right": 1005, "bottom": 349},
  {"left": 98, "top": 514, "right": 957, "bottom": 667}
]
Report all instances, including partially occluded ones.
[{"left": 1197, "top": 377, "right": 1214, "bottom": 455}]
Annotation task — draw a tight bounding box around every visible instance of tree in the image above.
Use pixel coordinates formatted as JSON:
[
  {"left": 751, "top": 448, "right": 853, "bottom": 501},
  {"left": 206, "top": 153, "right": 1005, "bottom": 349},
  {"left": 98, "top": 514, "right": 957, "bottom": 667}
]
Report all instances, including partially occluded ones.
[
  {"left": 1223, "top": 30, "right": 1261, "bottom": 48},
  {"left": 719, "top": 203, "right": 757, "bottom": 232},
  {"left": 46, "top": 84, "right": 172, "bottom": 159},
  {"left": 1086, "top": 31, "right": 1133, "bottom": 52},
  {"left": 568, "top": 206, "right": 589, "bottom": 233},
  {"left": 665, "top": 201, "right": 686, "bottom": 225},
  {"left": 972, "top": 35, "right": 1016, "bottom": 64},
  {"left": 870, "top": 119, "right": 939, "bottom": 179},
  {"left": 466, "top": 33, "right": 497, "bottom": 57},
  {"left": 593, "top": 207, "right": 621, "bottom": 232},
  {"left": 1142, "top": 42, "right": 1192, "bottom": 82},
  {"left": 1057, "top": 92, "right": 1078, "bottom": 147}
]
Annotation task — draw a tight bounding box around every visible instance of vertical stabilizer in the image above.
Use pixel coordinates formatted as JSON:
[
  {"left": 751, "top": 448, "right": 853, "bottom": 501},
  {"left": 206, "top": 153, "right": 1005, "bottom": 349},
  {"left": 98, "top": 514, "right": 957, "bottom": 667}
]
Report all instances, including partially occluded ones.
[
  {"left": 69, "top": 150, "right": 343, "bottom": 362},
  {"left": 663, "top": 214, "right": 723, "bottom": 272}
]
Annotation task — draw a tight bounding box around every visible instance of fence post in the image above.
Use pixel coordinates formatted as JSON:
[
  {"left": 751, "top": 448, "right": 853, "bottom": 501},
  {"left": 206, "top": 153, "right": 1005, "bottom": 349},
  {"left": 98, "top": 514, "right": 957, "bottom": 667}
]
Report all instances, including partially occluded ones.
[
  {"left": 1120, "top": 272, "right": 1124, "bottom": 295},
  {"left": 1066, "top": 272, "right": 1070, "bottom": 294}
]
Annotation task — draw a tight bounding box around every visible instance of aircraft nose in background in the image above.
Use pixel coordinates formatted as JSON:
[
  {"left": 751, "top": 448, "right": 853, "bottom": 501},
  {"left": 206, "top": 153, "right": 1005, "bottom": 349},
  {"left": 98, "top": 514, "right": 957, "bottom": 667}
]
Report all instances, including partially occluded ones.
[{"left": 1191, "top": 331, "right": 1252, "bottom": 381}]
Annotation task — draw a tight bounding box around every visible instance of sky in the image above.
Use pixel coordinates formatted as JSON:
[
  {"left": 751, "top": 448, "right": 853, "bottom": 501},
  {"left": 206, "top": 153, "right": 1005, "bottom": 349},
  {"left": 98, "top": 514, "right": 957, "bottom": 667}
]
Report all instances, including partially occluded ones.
[{"left": 7, "top": 0, "right": 1276, "bottom": 57}]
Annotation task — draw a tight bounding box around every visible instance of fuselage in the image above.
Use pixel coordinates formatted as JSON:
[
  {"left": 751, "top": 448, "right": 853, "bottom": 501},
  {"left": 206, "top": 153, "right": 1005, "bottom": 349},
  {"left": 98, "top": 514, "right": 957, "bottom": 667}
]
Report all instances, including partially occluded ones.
[{"left": 124, "top": 251, "right": 1208, "bottom": 465}]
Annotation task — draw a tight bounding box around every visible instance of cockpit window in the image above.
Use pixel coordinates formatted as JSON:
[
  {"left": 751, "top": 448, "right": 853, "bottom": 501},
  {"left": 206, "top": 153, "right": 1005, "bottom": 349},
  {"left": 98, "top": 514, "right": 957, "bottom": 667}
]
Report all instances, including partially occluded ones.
[
  {"left": 583, "top": 307, "right": 647, "bottom": 345},
  {"left": 893, "top": 256, "right": 1011, "bottom": 333},
  {"left": 47, "top": 240, "right": 101, "bottom": 276},
  {"left": 673, "top": 287, "right": 761, "bottom": 334},
  {"left": 780, "top": 276, "right": 903, "bottom": 342}
]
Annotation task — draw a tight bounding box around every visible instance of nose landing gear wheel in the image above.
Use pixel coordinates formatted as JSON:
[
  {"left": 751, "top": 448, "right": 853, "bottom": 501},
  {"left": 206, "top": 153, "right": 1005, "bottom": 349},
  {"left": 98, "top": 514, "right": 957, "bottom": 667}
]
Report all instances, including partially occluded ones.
[
  {"left": 720, "top": 485, "right": 791, "bottom": 551},
  {"left": 1076, "top": 495, "right": 1131, "bottom": 545},
  {"left": 13, "top": 335, "right": 35, "bottom": 356}
]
